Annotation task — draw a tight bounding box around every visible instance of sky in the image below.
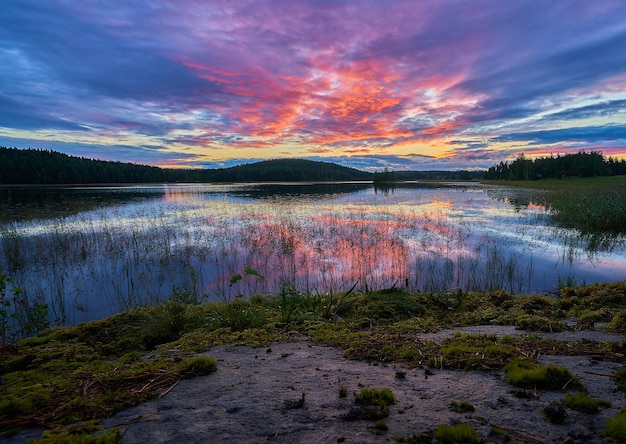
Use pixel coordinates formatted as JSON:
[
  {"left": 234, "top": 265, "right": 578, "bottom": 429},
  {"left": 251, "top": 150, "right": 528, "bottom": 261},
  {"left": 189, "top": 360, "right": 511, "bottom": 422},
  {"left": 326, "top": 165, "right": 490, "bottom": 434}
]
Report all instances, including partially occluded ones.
[{"left": 2, "top": 1, "right": 626, "bottom": 172}]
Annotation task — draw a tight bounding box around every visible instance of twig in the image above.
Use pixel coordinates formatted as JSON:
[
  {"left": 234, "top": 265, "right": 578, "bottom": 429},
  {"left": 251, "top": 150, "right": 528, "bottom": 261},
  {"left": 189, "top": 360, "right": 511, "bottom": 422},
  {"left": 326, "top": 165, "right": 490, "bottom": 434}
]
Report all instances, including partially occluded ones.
[
  {"left": 562, "top": 375, "right": 577, "bottom": 391},
  {"left": 159, "top": 380, "right": 179, "bottom": 398},
  {"left": 490, "top": 423, "right": 544, "bottom": 443}
]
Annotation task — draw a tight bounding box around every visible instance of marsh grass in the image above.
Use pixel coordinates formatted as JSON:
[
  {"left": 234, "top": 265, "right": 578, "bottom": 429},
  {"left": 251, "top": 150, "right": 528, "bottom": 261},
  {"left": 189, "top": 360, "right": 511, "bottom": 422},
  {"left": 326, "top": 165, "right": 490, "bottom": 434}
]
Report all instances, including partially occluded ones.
[
  {"left": 491, "top": 176, "right": 626, "bottom": 245},
  {"left": 4, "top": 179, "right": 622, "bottom": 336}
]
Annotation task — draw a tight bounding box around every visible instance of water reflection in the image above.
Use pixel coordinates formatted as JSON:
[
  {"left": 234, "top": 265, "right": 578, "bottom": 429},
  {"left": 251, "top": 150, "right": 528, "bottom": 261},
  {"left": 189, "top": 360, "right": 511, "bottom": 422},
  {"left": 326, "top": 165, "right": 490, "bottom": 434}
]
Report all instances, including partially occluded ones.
[{"left": 0, "top": 182, "right": 624, "bottom": 328}]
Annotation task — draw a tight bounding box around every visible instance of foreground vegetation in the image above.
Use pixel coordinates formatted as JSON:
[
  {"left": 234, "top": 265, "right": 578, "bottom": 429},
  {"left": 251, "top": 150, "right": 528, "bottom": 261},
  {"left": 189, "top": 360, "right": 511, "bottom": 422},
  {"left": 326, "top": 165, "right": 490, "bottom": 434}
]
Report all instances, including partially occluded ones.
[{"left": 1, "top": 281, "right": 625, "bottom": 441}]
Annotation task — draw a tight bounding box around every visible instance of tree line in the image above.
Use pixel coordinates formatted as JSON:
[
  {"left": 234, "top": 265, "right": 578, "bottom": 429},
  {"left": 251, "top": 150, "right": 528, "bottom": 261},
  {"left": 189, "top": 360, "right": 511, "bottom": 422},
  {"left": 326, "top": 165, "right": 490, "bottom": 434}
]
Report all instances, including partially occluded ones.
[
  {"left": 0, "top": 148, "right": 371, "bottom": 185},
  {"left": 483, "top": 151, "right": 626, "bottom": 180}
]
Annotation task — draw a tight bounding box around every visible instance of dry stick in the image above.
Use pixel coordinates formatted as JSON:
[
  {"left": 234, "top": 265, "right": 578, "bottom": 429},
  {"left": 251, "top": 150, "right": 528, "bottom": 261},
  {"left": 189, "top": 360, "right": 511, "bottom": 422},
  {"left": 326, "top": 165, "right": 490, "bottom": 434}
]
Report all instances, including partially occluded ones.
[
  {"left": 490, "top": 424, "right": 544, "bottom": 443},
  {"left": 562, "top": 374, "right": 578, "bottom": 391},
  {"left": 159, "top": 380, "right": 179, "bottom": 398}
]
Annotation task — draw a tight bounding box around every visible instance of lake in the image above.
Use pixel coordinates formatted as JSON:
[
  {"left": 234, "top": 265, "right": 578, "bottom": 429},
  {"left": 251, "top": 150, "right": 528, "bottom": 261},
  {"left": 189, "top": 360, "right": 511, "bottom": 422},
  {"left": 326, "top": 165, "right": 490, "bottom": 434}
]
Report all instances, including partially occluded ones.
[{"left": 0, "top": 182, "right": 624, "bottom": 327}]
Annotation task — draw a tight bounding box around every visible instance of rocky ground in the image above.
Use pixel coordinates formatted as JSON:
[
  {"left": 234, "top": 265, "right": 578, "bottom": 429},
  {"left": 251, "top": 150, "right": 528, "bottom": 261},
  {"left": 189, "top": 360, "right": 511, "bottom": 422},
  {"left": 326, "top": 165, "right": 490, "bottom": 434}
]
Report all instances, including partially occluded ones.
[
  {"left": 109, "top": 327, "right": 624, "bottom": 443},
  {"left": 7, "top": 327, "right": 624, "bottom": 443}
]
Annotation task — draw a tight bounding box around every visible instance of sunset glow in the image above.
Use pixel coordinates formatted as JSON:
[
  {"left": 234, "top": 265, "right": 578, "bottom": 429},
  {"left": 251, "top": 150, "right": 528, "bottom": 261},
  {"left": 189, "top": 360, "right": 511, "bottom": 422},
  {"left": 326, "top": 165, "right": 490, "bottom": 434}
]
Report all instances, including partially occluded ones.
[{"left": 1, "top": 1, "right": 626, "bottom": 171}]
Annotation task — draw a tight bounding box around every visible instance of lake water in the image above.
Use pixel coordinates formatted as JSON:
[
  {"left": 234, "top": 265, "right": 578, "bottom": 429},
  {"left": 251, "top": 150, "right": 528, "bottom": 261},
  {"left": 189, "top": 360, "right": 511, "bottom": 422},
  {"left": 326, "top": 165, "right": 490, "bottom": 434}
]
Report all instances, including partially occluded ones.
[{"left": 0, "top": 182, "right": 624, "bottom": 326}]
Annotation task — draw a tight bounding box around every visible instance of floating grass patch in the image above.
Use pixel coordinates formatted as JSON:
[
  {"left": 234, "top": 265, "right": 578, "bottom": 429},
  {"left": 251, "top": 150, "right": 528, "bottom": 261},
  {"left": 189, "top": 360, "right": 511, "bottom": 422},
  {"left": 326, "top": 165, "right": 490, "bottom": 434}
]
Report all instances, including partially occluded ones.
[
  {"left": 503, "top": 358, "right": 581, "bottom": 390},
  {"left": 563, "top": 392, "right": 611, "bottom": 413},
  {"left": 434, "top": 423, "right": 479, "bottom": 444}
]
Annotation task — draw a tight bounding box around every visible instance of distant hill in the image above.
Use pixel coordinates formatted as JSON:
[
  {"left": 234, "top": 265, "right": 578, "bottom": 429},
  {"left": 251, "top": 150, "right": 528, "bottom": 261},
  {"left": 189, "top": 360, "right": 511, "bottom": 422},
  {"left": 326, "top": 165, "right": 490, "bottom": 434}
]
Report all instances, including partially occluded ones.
[
  {"left": 0, "top": 147, "right": 487, "bottom": 185},
  {"left": 205, "top": 158, "right": 372, "bottom": 182},
  {"left": 0, "top": 147, "right": 371, "bottom": 184}
]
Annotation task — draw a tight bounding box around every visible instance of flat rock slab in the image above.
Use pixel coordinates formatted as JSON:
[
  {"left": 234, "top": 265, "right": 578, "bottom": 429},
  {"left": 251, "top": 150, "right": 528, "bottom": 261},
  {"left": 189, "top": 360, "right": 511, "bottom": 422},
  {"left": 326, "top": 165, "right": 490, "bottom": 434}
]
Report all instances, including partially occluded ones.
[{"left": 98, "top": 342, "right": 624, "bottom": 443}]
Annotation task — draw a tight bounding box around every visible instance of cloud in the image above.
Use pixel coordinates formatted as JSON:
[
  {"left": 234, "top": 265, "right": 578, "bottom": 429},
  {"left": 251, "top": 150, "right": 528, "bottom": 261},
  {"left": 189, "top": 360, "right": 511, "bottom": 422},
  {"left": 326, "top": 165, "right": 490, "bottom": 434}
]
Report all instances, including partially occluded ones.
[
  {"left": 1, "top": 0, "right": 626, "bottom": 170},
  {"left": 494, "top": 124, "right": 626, "bottom": 145}
]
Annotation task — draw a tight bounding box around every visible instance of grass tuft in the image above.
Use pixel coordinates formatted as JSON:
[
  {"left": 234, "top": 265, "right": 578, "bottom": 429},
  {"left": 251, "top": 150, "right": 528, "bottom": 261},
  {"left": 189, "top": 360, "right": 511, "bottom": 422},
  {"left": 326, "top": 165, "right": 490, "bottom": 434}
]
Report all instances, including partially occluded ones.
[{"left": 434, "top": 423, "right": 479, "bottom": 444}]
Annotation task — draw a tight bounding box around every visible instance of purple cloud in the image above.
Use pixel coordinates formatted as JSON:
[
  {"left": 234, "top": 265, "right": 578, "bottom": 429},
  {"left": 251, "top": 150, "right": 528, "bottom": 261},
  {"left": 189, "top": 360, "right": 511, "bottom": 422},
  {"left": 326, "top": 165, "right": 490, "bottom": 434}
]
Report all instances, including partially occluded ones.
[{"left": 1, "top": 0, "right": 626, "bottom": 170}]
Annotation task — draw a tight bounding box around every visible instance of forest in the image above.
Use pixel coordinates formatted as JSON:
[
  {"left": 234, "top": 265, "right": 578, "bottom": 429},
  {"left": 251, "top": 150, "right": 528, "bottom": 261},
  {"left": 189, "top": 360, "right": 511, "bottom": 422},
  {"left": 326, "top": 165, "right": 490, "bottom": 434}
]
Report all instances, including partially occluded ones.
[
  {"left": 483, "top": 150, "right": 626, "bottom": 180},
  {"left": 0, "top": 148, "right": 370, "bottom": 185}
]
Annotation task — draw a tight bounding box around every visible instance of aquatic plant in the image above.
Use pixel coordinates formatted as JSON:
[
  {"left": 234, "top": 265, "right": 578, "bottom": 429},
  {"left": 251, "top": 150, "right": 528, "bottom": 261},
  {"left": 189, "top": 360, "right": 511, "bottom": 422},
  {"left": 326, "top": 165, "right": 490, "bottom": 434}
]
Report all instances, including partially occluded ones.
[{"left": 0, "top": 274, "right": 49, "bottom": 344}]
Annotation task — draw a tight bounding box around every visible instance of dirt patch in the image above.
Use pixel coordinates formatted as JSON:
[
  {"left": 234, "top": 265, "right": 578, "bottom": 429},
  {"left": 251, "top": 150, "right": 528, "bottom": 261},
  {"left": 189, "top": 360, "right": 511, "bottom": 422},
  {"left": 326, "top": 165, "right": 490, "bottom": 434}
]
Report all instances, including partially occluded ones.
[{"left": 87, "top": 341, "right": 624, "bottom": 444}]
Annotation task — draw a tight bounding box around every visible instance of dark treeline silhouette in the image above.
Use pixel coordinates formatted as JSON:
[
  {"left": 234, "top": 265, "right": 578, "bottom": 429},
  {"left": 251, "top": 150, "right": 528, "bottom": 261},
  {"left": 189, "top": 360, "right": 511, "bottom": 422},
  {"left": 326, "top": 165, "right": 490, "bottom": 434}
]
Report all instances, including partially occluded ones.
[
  {"left": 484, "top": 151, "right": 626, "bottom": 180},
  {"left": 372, "top": 168, "right": 398, "bottom": 183},
  {"left": 395, "top": 170, "right": 482, "bottom": 181},
  {"left": 0, "top": 148, "right": 371, "bottom": 184}
]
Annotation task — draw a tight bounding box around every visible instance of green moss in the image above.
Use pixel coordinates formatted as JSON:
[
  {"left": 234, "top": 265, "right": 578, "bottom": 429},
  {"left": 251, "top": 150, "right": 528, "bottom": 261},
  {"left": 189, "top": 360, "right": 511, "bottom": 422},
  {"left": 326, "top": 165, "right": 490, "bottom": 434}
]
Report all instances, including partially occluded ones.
[
  {"left": 180, "top": 356, "right": 218, "bottom": 375},
  {"left": 503, "top": 359, "right": 581, "bottom": 390},
  {"left": 606, "top": 410, "right": 626, "bottom": 442},
  {"left": 563, "top": 392, "right": 611, "bottom": 413},
  {"left": 607, "top": 310, "right": 626, "bottom": 331},
  {"left": 434, "top": 423, "right": 479, "bottom": 444},
  {"left": 30, "top": 421, "right": 121, "bottom": 444},
  {"left": 438, "top": 334, "right": 516, "bottom": 369}
]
